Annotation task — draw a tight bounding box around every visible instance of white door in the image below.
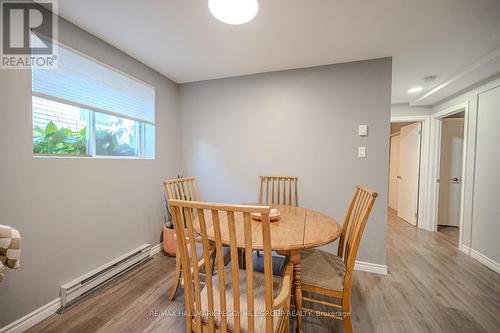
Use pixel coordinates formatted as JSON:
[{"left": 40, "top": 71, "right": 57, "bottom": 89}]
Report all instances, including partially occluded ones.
[
  {"left": 397, "top": 122, "right": 421, "bottom": 225},
  {"left": 437, "top": 119, "right": 464, "bottom": 226},
  {"left": 389, "top": 135, "right": 400, "bottom": 210}
]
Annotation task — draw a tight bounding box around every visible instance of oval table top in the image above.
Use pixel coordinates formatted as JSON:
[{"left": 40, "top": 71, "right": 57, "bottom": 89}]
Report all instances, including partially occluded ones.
[{"left": 194, "top": 204, "right": 341, "bottom": 251}]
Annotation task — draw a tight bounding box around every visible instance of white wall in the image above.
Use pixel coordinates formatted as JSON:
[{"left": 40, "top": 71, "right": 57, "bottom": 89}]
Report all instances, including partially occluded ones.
[
  {"left": 469, "top": 86, "right": 500, "bottom": 263},
  {"left": 391, "top": 103, "right": 432, "bottom": 117},
  {"left": 0, "top": 15, "right": 180, "bottom": 326},
  {"left": 432, "top": 76, "right": 500, "bottom": 267},
  {"left": 179, "top": 58, "right": 392, "bottom": 266}
]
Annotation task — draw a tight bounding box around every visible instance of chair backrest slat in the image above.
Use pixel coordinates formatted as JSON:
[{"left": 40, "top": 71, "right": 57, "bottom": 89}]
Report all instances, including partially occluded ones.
[
  {"left": 179, "top": 182, "right": 186, "bottom": 199},
  {"left": 210, "top": 209, "right": 228, "bottom": 332},
  {"left": 258, "top": 176, "right": 298, "bottom": 206},
  {"left": 196, "top": 208, "right": 215, "bottom": 330},
  {"left": 183, "top": 182, "right": 190, "bottom": 200},
  {"left": 169, "top": 200, "right": 274, "bottom": 333},
  {"left": 284, "top": 179, "right": 289, "bottom": 205},
  {"left": 184, "top": 207, "right": 203, "bottom": 333},
  {"left": 243, "top": 212, "right": 255, "bottom": 332},
  {"left": 261, "top": 210, "right": 274, "bottom": 332},
  {"left": 337, "top": 187, "right": 359, "bottom": 258},
  {"left": 270, "top": 178, "right": 276, "bottom": 204},
  {"left": 342, "top": 185, "right": 378, "bottom": 294},
  {"left": 227, "top": 211, "right": 241, "bottom": 333},
  {"left": 170, "top": 206, "right": 195, "bottom": 332}
]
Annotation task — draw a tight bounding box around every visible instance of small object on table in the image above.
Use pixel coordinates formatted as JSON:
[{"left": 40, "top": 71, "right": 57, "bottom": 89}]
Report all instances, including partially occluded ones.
[{"left": 251, "top": 208, "right": 281, "bottom": 221}]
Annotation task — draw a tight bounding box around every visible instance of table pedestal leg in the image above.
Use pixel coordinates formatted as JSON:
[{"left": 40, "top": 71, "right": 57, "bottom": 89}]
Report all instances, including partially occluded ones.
[{"left": 290, "top": 250, "right": 303, "bottom": 333}]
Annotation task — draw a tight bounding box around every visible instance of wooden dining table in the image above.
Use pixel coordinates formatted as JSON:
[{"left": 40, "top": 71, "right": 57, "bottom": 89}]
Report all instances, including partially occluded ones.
[{"left": 194, "top": 204, "right": 341, "bottom": 333}]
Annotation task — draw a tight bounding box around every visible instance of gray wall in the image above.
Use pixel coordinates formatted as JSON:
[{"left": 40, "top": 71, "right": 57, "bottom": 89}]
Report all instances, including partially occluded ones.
[
  {"left": 432, "top": 77, "right": 500, "bottom": 263},
  {"left": 0, "top": 17, "right": 180, "bottom": 326},
  {"left": 179, "top": 58, "right": 392, "bottom": 266}
]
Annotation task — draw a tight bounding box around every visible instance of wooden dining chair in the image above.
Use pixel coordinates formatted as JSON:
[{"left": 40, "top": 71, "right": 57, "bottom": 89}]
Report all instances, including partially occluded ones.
[
  {"left": 163, "top": 177, "right": 207, "bottom": 301},
  {"left": 164, "top": 176, "right": 201, "bottom": 202},
  {"left": 258, "top": 176, "right": 298, "bottom": 206},
  {"left": 299, "top": 185, "right": 378, "bottom": 333},
  {"left": 168, "top": 199, "right": 294, "bottom": 333}
]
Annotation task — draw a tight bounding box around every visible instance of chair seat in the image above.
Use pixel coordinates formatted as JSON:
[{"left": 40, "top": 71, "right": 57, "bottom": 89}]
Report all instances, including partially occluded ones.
[
  {"left": 300, "top": 249, "right": 346, "bottom": 291},
  {"left": 200, "top": 268, "right": 284, "bottom": 332}
]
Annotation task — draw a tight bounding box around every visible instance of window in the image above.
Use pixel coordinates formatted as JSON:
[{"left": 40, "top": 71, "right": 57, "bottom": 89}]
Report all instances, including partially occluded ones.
[
  {"left": 31, "top": 41, "right": 155, "bottom": 158},
  {"left": 33, "top": 97, "right": 88, "bottom": 155},
  {"left": 95, "top": 112, "right": 138, "bottom": 157}
]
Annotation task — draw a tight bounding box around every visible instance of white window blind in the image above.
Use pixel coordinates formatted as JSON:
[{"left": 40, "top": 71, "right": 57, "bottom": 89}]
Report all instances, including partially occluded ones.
[{"left": 32, "top": 43, "right": 155, "bottom": 124}]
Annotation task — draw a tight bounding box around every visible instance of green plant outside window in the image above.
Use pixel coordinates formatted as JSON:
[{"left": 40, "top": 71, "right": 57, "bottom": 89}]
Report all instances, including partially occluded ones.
[{"left": 33, "top": 121, "right": 87, "bottom": 155}]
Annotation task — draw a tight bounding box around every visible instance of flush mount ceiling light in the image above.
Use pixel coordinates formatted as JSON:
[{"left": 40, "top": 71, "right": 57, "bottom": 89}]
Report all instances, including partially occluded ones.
[
  {"left": 408, "top": 86, "right": 423, "bottom": 94},
  {"left": 208, "top": 0, "right": 259, "bottom": 25}
]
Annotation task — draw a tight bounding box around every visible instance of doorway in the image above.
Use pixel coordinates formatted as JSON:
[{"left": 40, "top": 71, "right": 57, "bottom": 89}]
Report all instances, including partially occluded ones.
[
  {"left": 389, "top": 121, "right": 422, "bottom": 226},
  {"left": 436, "top": 112, "right": 465, "bottom": 247}
]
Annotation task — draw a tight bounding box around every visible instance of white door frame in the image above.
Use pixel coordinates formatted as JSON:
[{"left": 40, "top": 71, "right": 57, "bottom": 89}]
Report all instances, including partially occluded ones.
[
  {"left": 429, "top": 102, "right": 469, "bottom": 250},
  {"left": 390, "top": 115, "right": 432, "bottom": 230}
]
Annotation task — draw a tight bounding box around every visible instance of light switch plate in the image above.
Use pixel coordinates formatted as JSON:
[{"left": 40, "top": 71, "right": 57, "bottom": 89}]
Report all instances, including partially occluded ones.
[
  {"left": 358, "top": 146, "right": 366, "bottom": 158},
  {"left": 358, "top": 124, "right": 368, "bottom": 136}
]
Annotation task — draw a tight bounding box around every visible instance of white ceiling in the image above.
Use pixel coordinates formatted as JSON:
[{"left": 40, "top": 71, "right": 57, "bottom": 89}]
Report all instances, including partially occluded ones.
[{"left": 54, "top": 0, "right": 500, "bottom": 105}]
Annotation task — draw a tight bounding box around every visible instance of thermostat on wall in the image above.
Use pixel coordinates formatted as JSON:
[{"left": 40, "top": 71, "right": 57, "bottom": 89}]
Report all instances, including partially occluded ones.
[{"left": 358, "top": 124, "right": 368, "bottom": 136}]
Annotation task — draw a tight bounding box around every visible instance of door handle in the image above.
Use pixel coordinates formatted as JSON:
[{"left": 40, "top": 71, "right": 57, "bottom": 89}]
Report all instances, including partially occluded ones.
[
  {"left": 450, "top": 177, "right": 461, "bottom": 183},
  {"left": 397, "top": 176, "right": 402, "bottom": 180}
]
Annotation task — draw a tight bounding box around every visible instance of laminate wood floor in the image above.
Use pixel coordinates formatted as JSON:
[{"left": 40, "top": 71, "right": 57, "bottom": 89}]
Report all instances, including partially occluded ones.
[
  {"left": 28, "top": 212, "right": 500, "bottom": 333},
  {"left": 437, "top": 225, "right": 459, "bottom": 247}
]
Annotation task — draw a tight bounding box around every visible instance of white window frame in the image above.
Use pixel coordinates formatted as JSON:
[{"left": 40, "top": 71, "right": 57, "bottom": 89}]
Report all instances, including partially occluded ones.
[
  {"left": 32, "top": 98, "right": 154, "bottom": 159},
  {"left": 31, "top": 40, "right": 156, "bottom": 160}
]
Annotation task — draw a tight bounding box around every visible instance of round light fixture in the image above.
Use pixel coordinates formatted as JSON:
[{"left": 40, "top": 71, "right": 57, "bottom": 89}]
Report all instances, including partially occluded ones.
[
  {"left": 408, "top": 86, "right": 423, "bottom": 94},
  {"left": 208, "top": 0, "right": 259, "bottom": 25}
]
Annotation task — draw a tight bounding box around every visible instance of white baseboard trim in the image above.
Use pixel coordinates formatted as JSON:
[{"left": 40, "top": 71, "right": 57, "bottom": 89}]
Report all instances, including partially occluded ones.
[
  {"left": 460, "top": 244, "right": 471, "bottom": 255},
  {"left": 469, "top": 248, "right": 500, "bottom": 274},
  {"left": 355, "top": 260, "right": 388, "bottom": 275},
  {"left": 0, "top": 298, "right": 60, "bottom": 333},
  {"left": 150, "top": 242, "right": 163, "bottom": 256}
]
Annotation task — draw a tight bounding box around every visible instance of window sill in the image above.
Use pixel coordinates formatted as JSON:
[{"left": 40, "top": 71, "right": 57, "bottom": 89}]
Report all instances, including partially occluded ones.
[{"left": 33, "top": 154, "right": 155, "bottom": 160}]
